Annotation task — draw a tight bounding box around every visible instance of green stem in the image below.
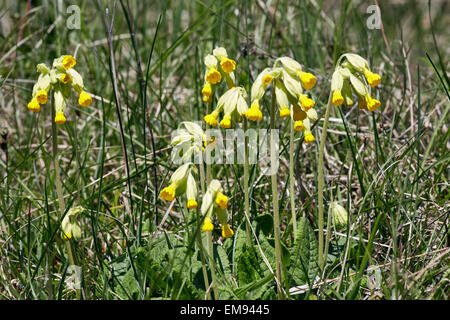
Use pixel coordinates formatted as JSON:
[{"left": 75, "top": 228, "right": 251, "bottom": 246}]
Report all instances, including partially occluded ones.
[
  {"left": 318, "top": 93, "right": 333, "bottom": 271},
  {"left": 289, "top": 119, "right": 297, "bottom": 240},
  {"left": 197, "top": 153, "right": 211, "bottom": 300},
  {"left": 51, "top": 105, "right": 76, "bottom": 268},
  {"left": 206, "top": 231, "right": 218, "bottom": 299},
  {"left": 243, "top": 118, "right": 251, "bottom": 245},
  {"left": 270, "top": 86, "right": 284, "bottom": 299}
]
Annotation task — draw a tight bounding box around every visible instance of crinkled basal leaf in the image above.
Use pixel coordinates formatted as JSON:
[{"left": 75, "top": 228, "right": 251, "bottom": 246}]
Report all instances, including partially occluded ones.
[{"left": 289, "top": 217, "right": 319, "bottom": 286}]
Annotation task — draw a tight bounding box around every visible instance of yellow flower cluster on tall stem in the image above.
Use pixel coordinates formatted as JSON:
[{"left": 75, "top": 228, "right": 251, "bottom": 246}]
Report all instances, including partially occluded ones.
[
  {"left": 317, "top": 53, "right": 381, "bottom": 271},
  {"left": 27, "top": 55, "right": 92, "bottom": 124}
]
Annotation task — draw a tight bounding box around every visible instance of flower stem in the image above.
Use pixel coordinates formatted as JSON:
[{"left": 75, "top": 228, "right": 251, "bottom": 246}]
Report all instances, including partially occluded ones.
[
  {"left": 289, "top": 119, "right": 297, "bottom": 240},
  {"left": 318, "top": 93, "right": 333, "bottom": 271},
  {"left": 206, "top": 231, "right": 218, "bottom": 299},
  {"left": 51, "top": 106, "right": 76, "bottom": 267},
  {"left": 270, "top": 86, "right": 284, "bottom": 300},
  {"left": 197, "top": 153, "right": 211, "bottom": 300},
  {"left": 243, "top": 118, "right": 252, "bottom": 245}
]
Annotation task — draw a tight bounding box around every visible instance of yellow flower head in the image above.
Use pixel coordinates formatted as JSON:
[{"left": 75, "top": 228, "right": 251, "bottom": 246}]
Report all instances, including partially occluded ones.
[
  {"left": 364, "top": 70, "right": 381, "bottom": 87},
  {"left": 304, "top": 132, "right": 315, "bottom": 144},
  {"left": 187, "top": 199, "right": 198, "bottom": 209},
  {"left": 202, "top": 83, "right": 212, "bottom": 97},
  {"left": 204, "top": 112, "right": 219, "bottom": 127},
  {"left": 36, "top": 90, "right": 48, "bottom": 104},
  {"left": 298, "top": 71, "right": 316, "bottom": 90},
  {"left": 246, "top": 100, "right": 263, "bottom": 121},
  {"left": 160, "top": 184, "right": 176, "bottom": 201},
  {"left": 332, "top": 90, "right": 344, "bottom": 106},
  {"left": 27, "top": 98, "right": 40, "bottom": 112},
  {"left": 299, "top": 94, "right": 315, "bottom": 111},
  {"left": 55, "top": 111, "right": 67, "bottom": 124},
  {"left": 219, "top": 114, "right": 232, "bottom": 128},
  {"left": 365, "top": 95, "right": 381, "bottom": 111},
  {"left": 215, "top": 192, "right": 228, "bottom": 209},
  {"left": 202, "top": 217, "right": 214, "bottom": 232},
  {"left": 78, "top": 91, "right": 92, "bottom": 107},
  {"left": 279, "top": 107, "right": 291, "bottom": 118},
  {"left": 294, "top": 120, "right": 304, "bottom": 132},
  {"left": 263, "top": 74, "right": 273, "bottom": 86},
  {"left": 220, "top": 58, "right": 236, "bottom": 74},
  {"left": 222, "top": 223, "right": 234, "bottom": 238},
  {"left": 60, "top": 74, "right": 71, "bottom": 84},
  {"left": 206, "top": 67, "right": 222, "bottom": 84},
  {"left": 62, "top": 55, "right": 76, "bottom": 70}
]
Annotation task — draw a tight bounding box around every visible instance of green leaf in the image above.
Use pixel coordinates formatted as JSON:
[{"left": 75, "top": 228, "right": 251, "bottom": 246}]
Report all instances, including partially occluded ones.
[{"left": 289, "top": 217, "right": 319, "bottom": 286}]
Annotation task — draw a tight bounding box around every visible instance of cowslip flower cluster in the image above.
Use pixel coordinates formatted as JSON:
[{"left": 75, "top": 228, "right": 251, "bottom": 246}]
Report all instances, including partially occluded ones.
[
  {"left": 201, "top": 47, "right": 237, "bottom": 103},
  {"left": 249, "top": 57, "right": 318, "bottom": 143},
  {"left": 27, "top": 55, "right": 92, "bottom": 124},
  {"left": 171, "top": 121, "right": 206, "bottom": 163},
  {"left": 330, "top": 53, "right": 381, "bottom": 111},
  {"left": 204, "top": 87, "right": 249, "bottom": 128},
  {"left": 200, "top": 179, "right": 233, "bottom": 238},
  {"left": 159, "top": 162, "right": 199, "bottom": 210}
]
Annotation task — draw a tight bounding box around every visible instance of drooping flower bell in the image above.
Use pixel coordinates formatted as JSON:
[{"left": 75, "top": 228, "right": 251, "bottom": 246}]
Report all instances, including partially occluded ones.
[
  {"left": 200, "top": 179, "right": 233, "bottom": 238},
  {"left": 61, "top": 206, "right": 84, "bottom": 240},
  {"left": 159, "top": 162, "right": 199, "bottom": 210},
  {"left": 204, "top": 86, "right": 248, "bottom": 128},
  {"left": 171, "top": 121, "right": 206, "bottom": 163},
  {"left": 26, "top": 55, "right": 93, "bottom": 124},
  {"left": 201, "top": 47, "right": 237, "bottom": 103},
  {"left": 330, "top": 53, "right": 381, "bottom": 112}
]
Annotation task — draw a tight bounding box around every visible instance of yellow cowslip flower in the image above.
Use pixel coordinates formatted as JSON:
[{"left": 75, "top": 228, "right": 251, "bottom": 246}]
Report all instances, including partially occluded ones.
[
  {"left": 202, "top": 217, "right": 214, "bottom": 232},
  {"left": 213, "top": 47, "right": 237, "bottom": 74},
  {"left": 211, "top": 87, "right": 248, "bottom": 128},
  {"left": 78, "top": 91, "right": 92, "bottom": 107},
  {"left": 298, "top": 71, "right": 316, "bottom": 90},
  {"left": 206, "top": 66, "right": 222, "bottom": 84},
  {"left": 187, "top": 199, "right": 198, "bottom": 209},
  {"left": 200, "top": 180, "right": 233, "bottom": 238},
  {"left": 246, "top": 100, "right": 263, "bottom": 121},
  {"left": 60, "top": 74, "right": 71, "bottom": 84},
  {"left": 274, "top": 80, "right": 292, "bottom": 118},
  {"left": 294, "top": 120, "right": 304, "bottom": 132},
  {"left": 222, "top": 223, "right": 234, "bottom": 238},
  {"left": 55, "top": 111, "right": 67, "bottom": 124},
  {"left": 263, "top": 74, "right": 273, "bottom": 86},
  {"left": 160, "top": 163, "right": 193, "bottom": 203},
  {"left": 204, "top": 111, "right": 219, "bottom": 127},
  {"left": 363, "top": 70, "right": 381, "bottom": 87},
  {"left": 304, "top": 131, "right": 315, "bottom": 143},
  {"left": 215, "top": 192, "right": 228, "bottom": 209},
  {"left": 330, "top": 201, "right": 348, "bottom": 228},
  {"left": 61, "top": 206, "right": 83, "bottom": 240},
  {"left": 202, "top": 82, "right": 212, "bottom": 100},
  {"left": 219, "top": 114, "right": 232, "bottom": 128},
  {"left": 62, "top": 55, "right": 76, "bottom": 70},
  {"left": 299, "top": 94, "right": 315, "bottom": 111},
  {"left": 160, "top": 184, "right": 176, "bottom": 201},
  {"left": 341, "top": 53, "right": 381, "bottom": 88},
  {"left": 332, "top": 90, "right": 344, "bottom": 106},
  {"left": 36, "top": 90, "right": 48, "bottom": 104},
  {"left": 279, "top": 107, "right": 290, "bottom": 118},
  {"left": 365, "top": 94, "right": 381, "bottom": 111},
  {"left": 27, "top": 98, "right": 40, "bottom": 112}
]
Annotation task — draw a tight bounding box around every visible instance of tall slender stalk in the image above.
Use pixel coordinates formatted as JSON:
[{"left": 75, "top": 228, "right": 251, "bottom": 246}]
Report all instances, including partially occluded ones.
[
  {"left": 317, "top": 93, "right": 333, "bottom": 271},
  {"left": 289, "top": 119, "right": 297, "bottom": 240},
  {"left": 270, "top": 86, "right": 283, "bottom": 299},
  {"left": 206, "top": 231, "right": 218, "bottom": 299},
  {"left": 51, "top": 105, "right": 75, "bottom": 267},
  {"left": 243, "top": 118, "right": 252, "bottom": 245},
  {"left": 197, "top": 153, "right": 211, "bottom": 300}
]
